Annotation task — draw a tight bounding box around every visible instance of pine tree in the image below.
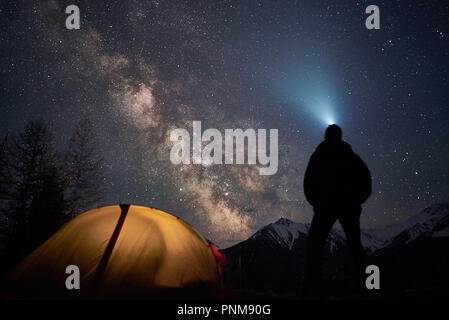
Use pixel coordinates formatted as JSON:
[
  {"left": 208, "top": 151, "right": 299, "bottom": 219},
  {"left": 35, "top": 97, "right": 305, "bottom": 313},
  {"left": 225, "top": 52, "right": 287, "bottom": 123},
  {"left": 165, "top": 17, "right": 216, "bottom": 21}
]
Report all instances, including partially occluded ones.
[
  {"left": 0, "top": 135, "right": 12, "bottom": 257},
  {"left": 3, "top": 120, "right": 66, "bottom": 266},
  {"left": 8, "top": 121, "right": 57, "bottom": 224},
  {"left": 64, "top": 116, "right": 104, "bottom": 217},
  {"left": 0, "top": 135, "right": 12, "bottom": 204}
]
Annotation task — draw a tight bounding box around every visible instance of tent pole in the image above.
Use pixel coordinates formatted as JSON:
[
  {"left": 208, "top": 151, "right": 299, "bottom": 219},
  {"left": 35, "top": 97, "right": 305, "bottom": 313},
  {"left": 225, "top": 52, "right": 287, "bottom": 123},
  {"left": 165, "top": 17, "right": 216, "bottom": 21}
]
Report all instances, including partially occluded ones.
[{"left": 89, "top": 204, "right": 130, "bottom": 297}]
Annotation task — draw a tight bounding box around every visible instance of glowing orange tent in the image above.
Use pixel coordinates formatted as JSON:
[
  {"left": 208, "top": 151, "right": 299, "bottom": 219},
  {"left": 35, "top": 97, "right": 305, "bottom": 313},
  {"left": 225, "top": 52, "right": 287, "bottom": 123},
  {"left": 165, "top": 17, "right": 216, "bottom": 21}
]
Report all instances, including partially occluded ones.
[{"left": 3, "top": 204, "right": 223, "bottom": 299}]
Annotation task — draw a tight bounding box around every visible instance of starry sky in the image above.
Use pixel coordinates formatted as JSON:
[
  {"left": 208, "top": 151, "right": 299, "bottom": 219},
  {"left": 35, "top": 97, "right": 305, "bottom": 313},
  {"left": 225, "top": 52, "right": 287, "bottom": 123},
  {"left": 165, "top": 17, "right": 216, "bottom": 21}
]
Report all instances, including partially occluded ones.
[{"left": 1, "top": 0, "right": 448, "bottom": 247}]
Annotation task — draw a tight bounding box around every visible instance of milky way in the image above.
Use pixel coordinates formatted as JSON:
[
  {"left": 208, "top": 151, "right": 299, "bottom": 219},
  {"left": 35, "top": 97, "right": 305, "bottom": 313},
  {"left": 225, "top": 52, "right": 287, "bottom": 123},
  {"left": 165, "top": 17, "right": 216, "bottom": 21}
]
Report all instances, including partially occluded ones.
[{"left": 1, "top": 0, "right": 448, "bottom": 247}]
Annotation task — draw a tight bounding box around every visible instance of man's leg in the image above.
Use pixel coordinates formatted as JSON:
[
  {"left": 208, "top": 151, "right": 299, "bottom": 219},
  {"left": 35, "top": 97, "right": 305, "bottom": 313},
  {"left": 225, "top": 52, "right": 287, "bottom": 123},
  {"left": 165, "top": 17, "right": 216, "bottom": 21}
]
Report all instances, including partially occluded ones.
[
  {"left": 303, "top": 207, "right": 337, "bottom": 297},
  {"left": 338, "top": 206, "right": 366, "bottom": 293}
]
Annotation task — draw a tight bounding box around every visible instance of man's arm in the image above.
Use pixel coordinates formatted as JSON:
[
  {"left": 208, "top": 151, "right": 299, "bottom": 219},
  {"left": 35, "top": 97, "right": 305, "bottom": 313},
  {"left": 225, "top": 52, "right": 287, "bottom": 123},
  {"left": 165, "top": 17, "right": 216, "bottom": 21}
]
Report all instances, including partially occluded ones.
[
  {"left": 354, "top": 154, "right": 372, "bottom": 204},
  {"left": 304, "top": 153, "right": 319, "bottom": 206}
]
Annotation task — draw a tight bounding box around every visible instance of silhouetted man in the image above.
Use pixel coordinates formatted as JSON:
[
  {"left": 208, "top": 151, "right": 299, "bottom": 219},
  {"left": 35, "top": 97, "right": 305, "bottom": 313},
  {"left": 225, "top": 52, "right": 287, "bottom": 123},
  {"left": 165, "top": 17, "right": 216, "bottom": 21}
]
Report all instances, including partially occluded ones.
[{"left": 303, "top": 124, "right": 371, "bottom": 297}]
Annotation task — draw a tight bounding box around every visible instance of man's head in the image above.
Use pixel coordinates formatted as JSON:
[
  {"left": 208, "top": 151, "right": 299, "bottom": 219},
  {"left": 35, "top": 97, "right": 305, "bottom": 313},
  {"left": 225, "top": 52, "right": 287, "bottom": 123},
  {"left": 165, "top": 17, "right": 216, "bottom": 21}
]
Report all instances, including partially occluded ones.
[{"left": 325, "top": 124, "right": 342, "bottom": 141}]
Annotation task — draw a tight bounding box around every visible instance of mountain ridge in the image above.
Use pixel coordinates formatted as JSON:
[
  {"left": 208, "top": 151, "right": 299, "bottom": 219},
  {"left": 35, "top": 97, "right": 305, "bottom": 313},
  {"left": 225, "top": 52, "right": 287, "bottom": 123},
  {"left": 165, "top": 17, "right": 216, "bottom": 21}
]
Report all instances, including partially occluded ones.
[
  {"left": 222, "top": 203, "right": 449, "bottom": 297},
  {"left": 237, "top": 203, "right": 449, "bottom": 253}
]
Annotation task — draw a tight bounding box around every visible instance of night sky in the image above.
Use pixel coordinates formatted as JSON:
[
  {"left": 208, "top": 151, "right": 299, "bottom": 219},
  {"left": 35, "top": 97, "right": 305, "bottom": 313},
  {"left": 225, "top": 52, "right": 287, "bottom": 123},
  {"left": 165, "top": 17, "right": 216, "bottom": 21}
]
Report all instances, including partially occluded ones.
[{"left": 1, "top": 0, "right": 448, "bottom": 247}]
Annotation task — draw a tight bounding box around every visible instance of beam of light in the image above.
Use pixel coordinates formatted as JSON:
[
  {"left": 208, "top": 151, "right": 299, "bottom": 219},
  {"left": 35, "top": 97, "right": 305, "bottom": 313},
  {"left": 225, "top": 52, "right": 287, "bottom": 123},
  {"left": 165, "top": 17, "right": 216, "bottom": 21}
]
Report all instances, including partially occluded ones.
[
  {"left": 307, "top": 96, "right": 336, "bottom": 126},
  {"left": 292, "top": 86, "right": 337, "bottom": 127},
  {"left": 276, "top": 63, "right": 338, "bottom": 128},
  {"left": 321, "top": 106, "right": 336, "bottom": 126}
]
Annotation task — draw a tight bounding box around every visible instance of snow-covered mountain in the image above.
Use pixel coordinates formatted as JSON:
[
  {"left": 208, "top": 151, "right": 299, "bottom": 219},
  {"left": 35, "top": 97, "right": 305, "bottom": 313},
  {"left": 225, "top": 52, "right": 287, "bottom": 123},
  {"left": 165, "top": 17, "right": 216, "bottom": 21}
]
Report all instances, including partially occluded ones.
[
  {"left": 250, "top": 218, "right": 309, "bottom": 250},
  {"left": 246, "top": 203, "right": 449, "bottom": 253},
  {"left": 223, "top": 203, "right": 449, "bottom": 296},
  {"left": 392, "top": 203, "right": 449, "bottom": 240}
]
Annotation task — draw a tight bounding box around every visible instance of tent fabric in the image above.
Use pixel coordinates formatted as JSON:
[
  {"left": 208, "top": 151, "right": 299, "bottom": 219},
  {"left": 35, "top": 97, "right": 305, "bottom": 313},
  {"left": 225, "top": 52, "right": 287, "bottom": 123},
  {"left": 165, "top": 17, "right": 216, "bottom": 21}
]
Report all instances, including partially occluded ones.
[{"left": 3, "top": 205, "right": 221, "bottom": 299}]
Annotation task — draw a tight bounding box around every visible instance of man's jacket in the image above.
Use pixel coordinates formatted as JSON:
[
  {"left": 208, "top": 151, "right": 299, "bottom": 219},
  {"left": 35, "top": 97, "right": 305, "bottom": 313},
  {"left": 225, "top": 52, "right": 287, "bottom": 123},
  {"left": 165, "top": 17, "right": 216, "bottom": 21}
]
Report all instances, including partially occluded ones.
[{"left": 304, "top": 140, "right": 371, "bottom": 209}]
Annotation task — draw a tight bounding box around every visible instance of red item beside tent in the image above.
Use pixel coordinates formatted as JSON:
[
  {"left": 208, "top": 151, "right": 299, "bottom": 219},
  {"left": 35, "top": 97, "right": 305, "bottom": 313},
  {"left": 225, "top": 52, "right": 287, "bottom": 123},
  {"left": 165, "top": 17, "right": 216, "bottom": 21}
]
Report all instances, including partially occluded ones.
[{"left": 209, "top": 243, "right": 226, "bottom": 266}]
